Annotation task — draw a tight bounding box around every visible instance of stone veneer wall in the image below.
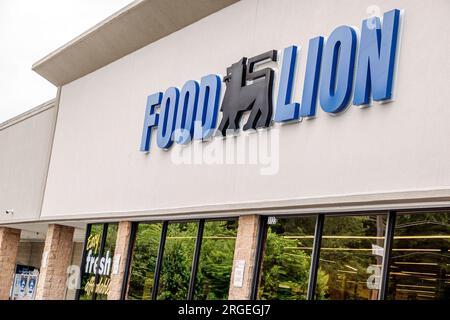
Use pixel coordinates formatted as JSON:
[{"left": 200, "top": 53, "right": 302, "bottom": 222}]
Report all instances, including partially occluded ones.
[
  {"left": 228, "top": 215, "right": 261, "bottom": 300},
  {"left": 0, "top": 227, "right": 21, "bottom": 300},
  {"left": 35, "top": 224, "right": 74, "bottom": 300}
]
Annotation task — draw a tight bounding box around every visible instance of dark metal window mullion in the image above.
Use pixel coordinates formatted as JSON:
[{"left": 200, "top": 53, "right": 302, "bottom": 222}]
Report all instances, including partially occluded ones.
[
  {"left": 187, "top": 219, "right": 205, "bottom": 300},
  {"left": 92, "top": 223, "right": 109, "bottom": 300},
  {"left": 250, "top": 215, "right": 268, "bottom": 300},
  {"left": 379, "top": 210, "right": 396, "bottom": 300},
  {"left": 151, "top": 221, "right": 168, "bottom": 300},
  {"left": 119, "top": 222, "right": 138, "bottom": 300},
  {"left": 306, "top": 213, "right": 325, "bottom": 300},
  {"left": 75, "top": 224, "right": 92, "bottom": 300}
]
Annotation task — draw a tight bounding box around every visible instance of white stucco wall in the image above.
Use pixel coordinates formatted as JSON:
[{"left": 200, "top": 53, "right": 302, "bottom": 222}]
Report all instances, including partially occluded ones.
[
  {"left": 0, "top": 103, "right": 56, "bottom": 222},
  {"left": 41, "top": 0, "right": 450, "bottom": 220}
]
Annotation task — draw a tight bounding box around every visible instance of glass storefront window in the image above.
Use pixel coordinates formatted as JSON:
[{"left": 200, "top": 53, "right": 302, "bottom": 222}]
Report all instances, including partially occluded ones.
[
  {"left": 316, "top": 214, "right": 387, "bottom": 300},
  {"left": 96, "top": 223, "right": 117, "bottom": 300},
  {"left": 78, "top": 211, "right": 449, "bottom": 301},
  {"left": 79, "top": 223, "right": 118, "bottom": 300},
  {"left": 194, "top": 220, "right": 238, "bottom": 300},
  {"left": 65, "top": 239, "right": 86, "bottom": 300},
  {"left": 79, "top": 224, "right": 102, "bottom": 300},
  {"left": 127, "top": 223, "right": 162, "bottom": 300},
  {"left": 157, "top": 222, "right": 198, "bottom": 300},
  {"left": 388, "top": 212, "right": 450, "bottom": 300},
  {"left": 258, "top": 216, "right": 317, "bottom": 300}
]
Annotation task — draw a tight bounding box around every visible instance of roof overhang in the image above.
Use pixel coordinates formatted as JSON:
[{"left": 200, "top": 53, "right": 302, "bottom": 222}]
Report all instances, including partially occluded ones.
[{"left": 32, "top": 0, "right": 238, "bottom": 86}]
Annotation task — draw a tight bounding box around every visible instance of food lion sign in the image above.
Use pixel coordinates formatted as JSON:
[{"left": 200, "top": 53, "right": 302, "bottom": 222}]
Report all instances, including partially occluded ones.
[{"left": 140, "top": 9, "right": 401, "bottom": 153}]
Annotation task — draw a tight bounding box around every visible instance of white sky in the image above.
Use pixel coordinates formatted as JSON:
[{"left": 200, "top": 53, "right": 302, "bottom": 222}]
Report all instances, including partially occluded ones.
[{"left": 0, "top": 0, "right": 132, "bottom": 123}]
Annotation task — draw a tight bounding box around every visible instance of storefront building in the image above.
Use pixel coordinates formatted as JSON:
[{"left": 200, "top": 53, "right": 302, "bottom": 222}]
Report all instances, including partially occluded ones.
[{"left": 0, "top": 0, "right": 449, "bottom": 300}]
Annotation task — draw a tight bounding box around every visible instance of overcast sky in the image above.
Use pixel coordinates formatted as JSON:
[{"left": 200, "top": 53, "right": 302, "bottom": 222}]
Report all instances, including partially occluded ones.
[{"left": 0, "top": 0, "right": 132, "bottom": 123}]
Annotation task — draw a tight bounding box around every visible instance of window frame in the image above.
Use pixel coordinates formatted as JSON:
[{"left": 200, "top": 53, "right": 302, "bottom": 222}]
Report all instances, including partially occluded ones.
[
  {"left": 120, "top": 217, "right": 239, "bottom": 301},
  {"left": 77, "top": 208, "right": 450, "bottom": 301}
]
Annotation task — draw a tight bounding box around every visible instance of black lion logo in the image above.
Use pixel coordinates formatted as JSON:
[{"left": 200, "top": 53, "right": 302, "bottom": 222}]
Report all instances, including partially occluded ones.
[{"left": 218, "top": 50, "right": 277, "bottom": 136}]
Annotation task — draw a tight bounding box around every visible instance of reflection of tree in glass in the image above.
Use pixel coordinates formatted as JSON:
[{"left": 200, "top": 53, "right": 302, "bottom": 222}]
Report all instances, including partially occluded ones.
[
  {"left": 128, "top": 223, "right": 161, "bottom": 300},
  {"left": 259, "top": 229, "right": 328, "bottom": 300},
  {"left": 258, "top": 217, "right": 328, "bottom": 300},
  {"left": 128, "top": 221, "right": 237, "bottom": 300},
  {"left": 195, "top": 220, "right": 237, "bottom": 300},
  {"left": 105, "top": 224, "right": 118, "bottom": 255},
  {"left": 157, "top": 222, "right": 197, "bottom": 300}
]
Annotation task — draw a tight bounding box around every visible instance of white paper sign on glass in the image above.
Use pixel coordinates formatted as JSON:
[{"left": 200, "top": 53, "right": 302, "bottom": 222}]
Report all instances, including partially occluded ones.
[
  {"left": 112, "top": 254, "right": 121, "bottom": 275},
  {"left": 371, "top": 244, "right": 384, "bottom": 257},
  {"left": 233, "top": 259, "right": 246, "bottom": 288}
]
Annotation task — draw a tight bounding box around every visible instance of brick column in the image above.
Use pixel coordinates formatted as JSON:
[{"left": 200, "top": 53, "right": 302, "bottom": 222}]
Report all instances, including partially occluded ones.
[
  {"left": 228, "top": 215, "right": 262, "bottom": 300},
  {"left": 0, "top": 227, "right": 21, "bottom": 300},
  {"left": 35, "top": 224, "right": 74, "bottom": 300},
  {"left": 108, "top": 221, "right": 133, "bottom": 300}
]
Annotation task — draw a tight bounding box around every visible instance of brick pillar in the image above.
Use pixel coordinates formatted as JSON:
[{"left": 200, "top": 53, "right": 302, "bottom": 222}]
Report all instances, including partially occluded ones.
[
  {"left": 0, "top": 227, "right": 21, "bottom": 300},
  {"left": 228, "top": 215, "right": 261, "bottom": 300},
  {"left": 108, "top": 221, "right": 133, "bottom": 300},
  {"left": 35, "top": 224, "right": 74, "bottom": 300}
]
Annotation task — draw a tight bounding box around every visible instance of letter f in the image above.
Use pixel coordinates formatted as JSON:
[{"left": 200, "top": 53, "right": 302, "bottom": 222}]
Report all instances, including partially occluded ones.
[
  {"left": 85, "top": 250, "right": 92, "bottom": 273},
  {"left": 140, "top": 92, "right": 163, "bottom": 152}
]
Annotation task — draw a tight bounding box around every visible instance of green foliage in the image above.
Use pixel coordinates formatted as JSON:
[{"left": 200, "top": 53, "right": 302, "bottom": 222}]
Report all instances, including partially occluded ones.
[
  {"left": 195, "top": 221, "right": 237, "bottom": 300},
  {"left": 258, "top": 228, "right": 328, "bottom": 300},
  {"left": 88, "top": 213, "right": 450, "bottom": 301},
  {"left": 128, "top": 224, "right": 161, "bottom": 300},
  {"left": 157, "top": 222, "right": 197, "bottom": 300},
  {"left": 128, "top": 221, "right": 238, "bottom": 300}
]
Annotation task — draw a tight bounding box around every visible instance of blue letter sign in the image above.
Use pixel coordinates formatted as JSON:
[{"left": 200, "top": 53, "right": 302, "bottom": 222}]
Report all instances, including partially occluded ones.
[
  {"left": 320, "top": 26, "right": 357, "bottom": 113},
  {"left": 275, "top": 45, "right": 300, "bottom": 122},
  {"left": 140, "top": 92, "right": 162, "bottom": 152},
  {"left": 175, "top": 80, "right": 200, "bottom": 145},
  {"left": 274, "top": 38, "right": 324, "bottom": 121},
  {"left": 140, "top": 9, "right": 402, "bottom": 154},
  {"left": 299, "top": 36, "right": 324, "bottom": 118},
  {"left": 157, "top": 87, "right": 179, "bottom": 149},
  {"left": 353, "top": 9, "right": 400, "bottom": 105},
  {"left": 194, "top": 74, "right": 221, "bottom": 140}
]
